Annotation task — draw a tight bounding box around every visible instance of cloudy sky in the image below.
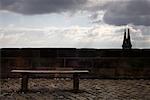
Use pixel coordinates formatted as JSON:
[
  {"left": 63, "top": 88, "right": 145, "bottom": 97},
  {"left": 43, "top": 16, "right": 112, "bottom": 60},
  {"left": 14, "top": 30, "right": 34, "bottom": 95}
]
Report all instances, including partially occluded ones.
[{"left": 0, "top": 0, "right": 150, "bottom": 48}]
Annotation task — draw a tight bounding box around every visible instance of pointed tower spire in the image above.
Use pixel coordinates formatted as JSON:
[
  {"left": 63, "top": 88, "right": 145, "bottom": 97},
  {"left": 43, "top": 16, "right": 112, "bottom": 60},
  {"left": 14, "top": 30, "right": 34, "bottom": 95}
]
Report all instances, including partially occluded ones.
[
  {"left": 127, "top": 28, "right": 132, "bottom": 49},
  {"left": 124, "top": 29, "right": 126, "bottom": 40},
  {"left": 122, "top": 28, "right": 132, "bottom": 49},
  {"left": 127, "top": 28, "right": 130, "bottom": 40},
  {"left": 122, "top": 29, "right": 127, "bottom": 49}
]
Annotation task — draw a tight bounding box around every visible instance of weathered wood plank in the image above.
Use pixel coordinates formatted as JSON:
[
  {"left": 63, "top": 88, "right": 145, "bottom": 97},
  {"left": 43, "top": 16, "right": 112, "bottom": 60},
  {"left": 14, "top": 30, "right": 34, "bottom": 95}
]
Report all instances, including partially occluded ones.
[{"left": 11, "top": 70, "right": 89, "bottom": 74}]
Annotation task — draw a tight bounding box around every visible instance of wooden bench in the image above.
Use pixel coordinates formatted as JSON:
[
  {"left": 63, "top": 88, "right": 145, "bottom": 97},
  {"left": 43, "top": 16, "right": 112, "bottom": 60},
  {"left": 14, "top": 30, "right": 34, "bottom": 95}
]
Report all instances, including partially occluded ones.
[{"left": 11, "top": 69, "right": 89, "bottom": 93}]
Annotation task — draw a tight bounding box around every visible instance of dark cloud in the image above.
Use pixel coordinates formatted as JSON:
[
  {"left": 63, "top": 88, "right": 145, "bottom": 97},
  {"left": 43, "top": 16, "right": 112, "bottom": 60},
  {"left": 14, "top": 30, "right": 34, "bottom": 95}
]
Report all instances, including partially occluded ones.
[
  {"left": 103, "top": 0, "right": 150, "bottom": 26},
  {"left": 1, "top": 0, "right": 150, "bottom": 26},
  {"left": 0, "top": 0, "right": 87, "bottom": 15}
]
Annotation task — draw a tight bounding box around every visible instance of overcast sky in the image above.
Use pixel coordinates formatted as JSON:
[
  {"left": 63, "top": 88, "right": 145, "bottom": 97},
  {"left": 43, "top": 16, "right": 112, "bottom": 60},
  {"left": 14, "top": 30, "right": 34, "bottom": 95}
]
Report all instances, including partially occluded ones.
[{"left": 0, "top": 0, "right": 150, "bottom": 48}]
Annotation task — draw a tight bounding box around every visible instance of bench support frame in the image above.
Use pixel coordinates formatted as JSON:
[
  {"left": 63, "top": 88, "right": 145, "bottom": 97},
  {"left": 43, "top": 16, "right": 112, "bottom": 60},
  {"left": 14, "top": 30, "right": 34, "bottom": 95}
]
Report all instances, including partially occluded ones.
[
  {"left": 21, "top": 73, "right": 28, "bottom": 93},
  {"left": 21, "top": 73, "right": 80, "bottom": 93},
  {"left": 73, "top": 74, "right": 79, "bottom": 92}
]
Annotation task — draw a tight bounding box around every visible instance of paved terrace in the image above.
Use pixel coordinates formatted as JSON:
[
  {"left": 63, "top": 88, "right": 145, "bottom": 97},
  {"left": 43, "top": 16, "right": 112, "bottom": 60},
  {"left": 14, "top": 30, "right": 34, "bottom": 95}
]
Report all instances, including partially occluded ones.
[{"left": 0, "top": 79, "right": 150, "bottom": 100}]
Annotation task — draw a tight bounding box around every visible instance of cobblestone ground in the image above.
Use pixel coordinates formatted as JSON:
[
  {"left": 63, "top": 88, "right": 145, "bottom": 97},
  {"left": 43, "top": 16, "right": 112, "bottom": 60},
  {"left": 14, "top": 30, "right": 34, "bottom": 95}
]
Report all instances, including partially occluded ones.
[{"left": 0, "top": 79, "right": 150, "bottom": 100}]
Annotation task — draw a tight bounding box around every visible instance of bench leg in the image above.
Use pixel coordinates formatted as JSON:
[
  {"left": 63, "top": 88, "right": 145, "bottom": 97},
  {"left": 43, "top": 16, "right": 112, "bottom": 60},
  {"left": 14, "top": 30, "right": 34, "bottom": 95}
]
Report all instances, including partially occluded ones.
[
  {"left": 73, "top": 74, "right": 79, "bottom": 92},
  {"left": 21, "top": 73, "right": 28, "bottom": 93}
]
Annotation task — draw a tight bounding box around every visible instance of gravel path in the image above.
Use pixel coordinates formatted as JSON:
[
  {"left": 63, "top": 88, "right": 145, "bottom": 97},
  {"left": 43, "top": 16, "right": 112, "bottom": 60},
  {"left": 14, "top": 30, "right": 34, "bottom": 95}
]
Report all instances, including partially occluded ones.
[{"left": 1, "top": 79, "right": 150, "bottom": 100}]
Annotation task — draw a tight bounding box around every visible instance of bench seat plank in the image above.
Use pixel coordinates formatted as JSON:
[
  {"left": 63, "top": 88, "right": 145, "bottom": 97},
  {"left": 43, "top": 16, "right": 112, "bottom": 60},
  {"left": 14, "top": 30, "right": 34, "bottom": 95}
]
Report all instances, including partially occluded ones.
[{"left": 11, "top": 70, "right": 89, "bottom": 74}]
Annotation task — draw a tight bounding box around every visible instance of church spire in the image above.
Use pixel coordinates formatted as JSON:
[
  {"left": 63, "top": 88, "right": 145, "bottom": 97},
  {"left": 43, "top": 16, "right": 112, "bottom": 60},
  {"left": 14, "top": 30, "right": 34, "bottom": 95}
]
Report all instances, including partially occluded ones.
[
  {"left": 122, "top": 29, "right": 126, "bottom": 49},
  {"left": 127, "top": 28, "right": 130, "bottom": 40},
  {"left": 122, "top": 28, "right": 132, "bottom": 49},
  {"left": 123, "top": 29, "right": 126, "bottom": 43},
  {"left": 127, "top": 28, "right": 132, "bottom": 49}
]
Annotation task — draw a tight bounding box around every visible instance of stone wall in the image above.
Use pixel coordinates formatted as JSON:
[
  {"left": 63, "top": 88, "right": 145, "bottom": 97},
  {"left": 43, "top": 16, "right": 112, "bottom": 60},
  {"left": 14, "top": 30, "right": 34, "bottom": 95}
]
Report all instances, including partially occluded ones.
[{"left": 0, "top": 48, "right": 150, "bottom": 79}]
